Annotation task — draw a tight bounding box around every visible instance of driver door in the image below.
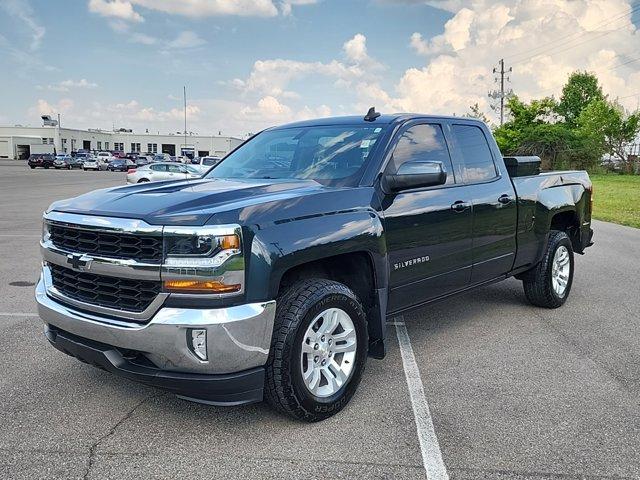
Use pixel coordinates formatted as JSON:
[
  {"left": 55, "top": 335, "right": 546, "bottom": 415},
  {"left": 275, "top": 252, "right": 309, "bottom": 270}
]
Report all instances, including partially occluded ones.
[{"left": 380, "top": 122, "right": 474, "bottom": 312}]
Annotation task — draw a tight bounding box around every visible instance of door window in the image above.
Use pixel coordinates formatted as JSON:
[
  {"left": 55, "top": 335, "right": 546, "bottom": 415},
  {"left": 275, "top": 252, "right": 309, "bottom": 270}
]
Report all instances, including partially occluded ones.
[
  {"left": 451, "top": 125, "right": 497, "bottom": 183},
  {"left": 167, "top": 164, "right": 185, "bottom": 173},
  {"left": 150, "top": 164, "right": 167, "bottom": 172},
  {"left": 389, "top": 124, "right": 455, "bottom": 184}
]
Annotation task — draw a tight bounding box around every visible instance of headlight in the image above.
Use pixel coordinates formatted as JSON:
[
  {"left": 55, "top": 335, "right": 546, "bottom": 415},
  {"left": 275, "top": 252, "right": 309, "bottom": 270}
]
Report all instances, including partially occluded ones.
[
  {"left": 162, "top": 226, "right": 244, "bottom": 295},
  {"left": 42, "top": 219, "right": 51, "bottom": 242}
]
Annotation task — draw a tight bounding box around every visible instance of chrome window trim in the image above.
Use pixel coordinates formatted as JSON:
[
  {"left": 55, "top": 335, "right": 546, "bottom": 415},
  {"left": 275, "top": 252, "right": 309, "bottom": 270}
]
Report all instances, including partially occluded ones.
[{"left": 41, "top": 263, "right": 168, "bottom": 322}]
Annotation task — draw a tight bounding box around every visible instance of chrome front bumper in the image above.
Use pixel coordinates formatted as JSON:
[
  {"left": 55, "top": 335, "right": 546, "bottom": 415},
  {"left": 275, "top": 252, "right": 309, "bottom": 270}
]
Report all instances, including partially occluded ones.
[{"left": 36, "top": 271, "right": 276, "bottom": 375}]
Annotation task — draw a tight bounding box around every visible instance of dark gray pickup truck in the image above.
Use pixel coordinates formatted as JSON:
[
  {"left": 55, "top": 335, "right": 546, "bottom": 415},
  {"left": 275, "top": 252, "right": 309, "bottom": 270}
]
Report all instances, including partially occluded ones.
[{"left": 36, "top": 110, "right": 593, "bottom": 421}]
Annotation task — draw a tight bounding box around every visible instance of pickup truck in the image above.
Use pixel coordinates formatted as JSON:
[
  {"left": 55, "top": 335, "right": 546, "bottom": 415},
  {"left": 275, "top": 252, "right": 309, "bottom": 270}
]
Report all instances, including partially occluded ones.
[{"left": 36, "top": 110, "right": 593, "bottom": 422}]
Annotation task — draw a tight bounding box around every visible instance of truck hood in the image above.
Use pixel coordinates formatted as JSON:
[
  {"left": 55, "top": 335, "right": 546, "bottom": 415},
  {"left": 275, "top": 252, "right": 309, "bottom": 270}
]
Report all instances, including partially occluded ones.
[{"left": 49, "top": 177, "right": 329, "bottom": 226}]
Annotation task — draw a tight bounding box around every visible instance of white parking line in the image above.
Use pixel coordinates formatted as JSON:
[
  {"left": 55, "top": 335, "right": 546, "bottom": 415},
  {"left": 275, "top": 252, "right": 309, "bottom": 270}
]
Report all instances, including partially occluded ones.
[
  {"left": 394, "top": 316, "right": 449, "bottom": 480},
  {"left": 0, "top": 312, "right": 38, "bottom": 317}
]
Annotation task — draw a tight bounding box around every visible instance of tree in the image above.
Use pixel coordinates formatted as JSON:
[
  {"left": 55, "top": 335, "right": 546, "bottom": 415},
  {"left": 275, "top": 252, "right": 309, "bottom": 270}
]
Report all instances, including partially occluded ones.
[
  {"left": 577, "top": 99, "right": 640, "bottom": 173},
  {"left": 465, "top": 103, "right": 491, "bottom": 125},
  {"left": 556, "top": 72, "right": 604, "bottom": 126},
  {"left": 493, "top": 95, "right": 600, "bottom": 170}
]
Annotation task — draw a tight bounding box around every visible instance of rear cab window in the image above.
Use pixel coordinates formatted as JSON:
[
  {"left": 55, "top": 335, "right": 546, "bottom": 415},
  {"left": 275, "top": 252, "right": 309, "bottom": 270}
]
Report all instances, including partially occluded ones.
[{"left": 451, "top": 124, "right": 498, "bottom": 183}]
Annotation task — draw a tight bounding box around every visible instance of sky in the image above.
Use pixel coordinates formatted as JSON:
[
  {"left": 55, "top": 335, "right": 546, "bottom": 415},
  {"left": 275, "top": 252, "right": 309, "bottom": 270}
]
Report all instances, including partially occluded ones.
[{"left": 1, "top": 0, "right": 639, "bottom": 137}]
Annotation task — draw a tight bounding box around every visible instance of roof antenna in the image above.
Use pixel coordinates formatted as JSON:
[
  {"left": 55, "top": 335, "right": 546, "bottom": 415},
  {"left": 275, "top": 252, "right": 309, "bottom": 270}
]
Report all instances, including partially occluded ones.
[{"left": 364, "top": 106, "right": 381, "bottom": 122}]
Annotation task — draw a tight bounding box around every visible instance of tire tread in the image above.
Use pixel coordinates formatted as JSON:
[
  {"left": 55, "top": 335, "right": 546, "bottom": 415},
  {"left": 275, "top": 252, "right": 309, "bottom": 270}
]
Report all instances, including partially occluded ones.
[{"left": 264, "top": 278, "right": 367, "bottom": 422}]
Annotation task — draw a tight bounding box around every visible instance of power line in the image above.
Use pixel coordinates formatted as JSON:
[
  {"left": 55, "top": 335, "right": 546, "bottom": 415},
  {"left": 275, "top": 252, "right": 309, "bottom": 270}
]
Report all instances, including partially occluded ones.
[{"left": 505, "top": 2, "right": 640, "bottom": 64}]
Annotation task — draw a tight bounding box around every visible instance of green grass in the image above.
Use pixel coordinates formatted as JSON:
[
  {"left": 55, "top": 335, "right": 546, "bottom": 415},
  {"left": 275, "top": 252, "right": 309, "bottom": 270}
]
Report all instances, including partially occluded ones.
[{"left": 590, "top": 174, "right": 640, "bottom": 228}]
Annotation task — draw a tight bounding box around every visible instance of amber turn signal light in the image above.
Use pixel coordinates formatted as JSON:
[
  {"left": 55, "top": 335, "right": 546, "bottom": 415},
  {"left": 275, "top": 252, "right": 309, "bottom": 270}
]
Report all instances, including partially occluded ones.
[
  {"left": 164, "top": 280, "right": 241, "bottom": 293},
  {"left": 219, "top": 234, "right": 240, "bottom": 250}
]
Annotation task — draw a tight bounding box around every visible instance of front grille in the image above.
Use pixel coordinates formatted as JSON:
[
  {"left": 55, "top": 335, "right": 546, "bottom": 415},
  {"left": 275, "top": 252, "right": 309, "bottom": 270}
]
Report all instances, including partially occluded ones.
[
  {"left": 49, "top": 224, "right": 162, "bottom": 261},
  {"left": 49, "top": 264, "right": 161, "bottom": 313}
]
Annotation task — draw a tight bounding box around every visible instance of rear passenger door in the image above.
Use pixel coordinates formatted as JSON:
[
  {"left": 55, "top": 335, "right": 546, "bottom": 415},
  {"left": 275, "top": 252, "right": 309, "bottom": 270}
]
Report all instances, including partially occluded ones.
[
  {"left": 381, "top": 122, "right": 474, "bottom": 312},
  {"left": 150, "top": 164, "right": 168, "bottom": 180},
  {"left": 449, "top": 123, "right": 517, "bottom": 284}
]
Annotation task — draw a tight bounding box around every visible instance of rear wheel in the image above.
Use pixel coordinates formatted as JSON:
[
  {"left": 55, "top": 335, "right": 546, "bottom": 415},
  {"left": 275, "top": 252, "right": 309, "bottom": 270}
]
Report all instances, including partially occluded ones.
[
  {"left": 137, "top": 178, "right": 150, "bottom": 183},
  {"left": 522, "top": 230, "right": 574, "bottom": 308},
  {"left": 264, "top": 279, "right": 368, "bottom": 422}
]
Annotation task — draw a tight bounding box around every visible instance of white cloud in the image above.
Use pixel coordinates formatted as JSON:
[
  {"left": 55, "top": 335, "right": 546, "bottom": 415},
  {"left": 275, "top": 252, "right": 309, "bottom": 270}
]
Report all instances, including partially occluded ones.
[
  {"left": 130, "top": 32, "right": 158, "bottom": 45},
  {"left": 89, "top": 0, "right": 319, "bottom": 22},
  {"left": 0, "top": 0, "right": 45, "bottom": 50},
  {"left": 232, "top": 33, "right": 379, "bottom": 99},
  {"left": 88, "top": 0, "right": 144, "bottom": 22},
  {"left": 29, "top": 99, "right": 74, "bottom": 117},
  {"left": 167, "top": 31, "right": 207, "bottom": 48},
  {"left": 126, "top": 0, "right": 279, "bottom": 17},
  {"left": 387, "top": 0, "right": 640, "bottom": 119},
  {"left": 61, "top": 79, "right": 99, "bottom": 89},
  {"left": 343, "top": 33, "right": 368, "bottom": 63},
  {"left": 38, "top": 79, "right": 99, "bottom": 92},
  {"left": 280, "top": 0, "right": 319, "bottom": 16}
]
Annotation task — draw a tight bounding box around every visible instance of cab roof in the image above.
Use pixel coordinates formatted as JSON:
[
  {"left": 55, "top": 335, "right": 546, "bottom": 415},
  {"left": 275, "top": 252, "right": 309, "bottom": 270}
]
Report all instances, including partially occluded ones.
[{"left": 268, "top": 113, "right": 484, "bottom": 130}]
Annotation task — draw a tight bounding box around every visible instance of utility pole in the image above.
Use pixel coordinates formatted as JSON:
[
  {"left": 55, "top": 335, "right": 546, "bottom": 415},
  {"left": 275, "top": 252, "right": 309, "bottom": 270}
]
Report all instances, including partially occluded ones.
[
  {"left": 488, "top": 59, "right": 513, "bottom": 125},
  {"left": 183, "top": 86, "right": 187, "bottom": 157}
]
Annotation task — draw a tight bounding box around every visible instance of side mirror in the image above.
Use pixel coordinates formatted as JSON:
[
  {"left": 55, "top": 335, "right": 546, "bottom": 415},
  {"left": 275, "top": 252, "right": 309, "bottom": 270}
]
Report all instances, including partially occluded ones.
[{"left": 383, "top": 160, "right": 447, "bottom": 193}]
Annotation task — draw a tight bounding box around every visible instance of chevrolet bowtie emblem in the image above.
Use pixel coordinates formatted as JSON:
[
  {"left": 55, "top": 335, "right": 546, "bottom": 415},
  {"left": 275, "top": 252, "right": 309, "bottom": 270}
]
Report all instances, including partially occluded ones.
[{"left": 66, "top": 253, "right": 93, "bottom": 271}]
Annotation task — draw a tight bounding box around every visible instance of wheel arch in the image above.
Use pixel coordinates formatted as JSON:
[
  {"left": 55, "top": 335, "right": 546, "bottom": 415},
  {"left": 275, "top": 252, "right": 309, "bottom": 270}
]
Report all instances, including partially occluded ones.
[{"left": 247, "top": 211, "right": 388, "bottom": 359}]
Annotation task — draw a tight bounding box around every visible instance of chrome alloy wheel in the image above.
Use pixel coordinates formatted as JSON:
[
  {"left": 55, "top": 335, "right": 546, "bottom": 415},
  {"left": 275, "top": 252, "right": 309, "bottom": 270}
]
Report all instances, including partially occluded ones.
[
  {"left": 300, "top": 308, "right": 357, "bottom": 398},
  {"left": 551, "top": 245, "right": 570, "bottom": 297}
]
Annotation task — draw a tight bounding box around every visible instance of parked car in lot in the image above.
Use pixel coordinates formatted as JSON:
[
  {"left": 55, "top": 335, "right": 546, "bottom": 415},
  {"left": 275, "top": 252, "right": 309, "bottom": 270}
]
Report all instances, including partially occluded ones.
[
  {"left": 112, "top": 151, "right": 126, "bottom": 158},
  {"left": 190, "top": 156, "right": 222, "bottom": 173},
  {"left": 126, "top": 162, "right": 201, "bottom": 183},
  {"left": 36, "top": 111, "right": 593, "bottom": 422},
  {"left": 82, "top": 155, "right": 106, "bottom": 171},
  {"left": 27, "top": 153, "right": 55, "bottom": 169},
  {"left": 53, "top": 155, "right": 83, "bottom": 169},
  {"left": 96, "top": 151, "right": 113, "bottom": 164},
  {"left": 107, "top": 158, "right": 135, "bottom": 171},
  {"left": 153, "top": 153, "right": 171, "bottom": 163}
]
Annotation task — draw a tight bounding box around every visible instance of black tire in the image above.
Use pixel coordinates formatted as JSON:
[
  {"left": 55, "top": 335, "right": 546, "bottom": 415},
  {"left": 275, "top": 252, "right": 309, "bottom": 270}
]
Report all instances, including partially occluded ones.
[
  {"left": 137, "top": 178, "right": 150, "bottom": 183},
  {"left": 522, "top": 230, "right": 574, "bottom": 308},
  {"left": 30, "top": 166, "right": 35, "bottom": 169},
  {"left": 264, "top": 279, "right": 368, "bottom": 422}
]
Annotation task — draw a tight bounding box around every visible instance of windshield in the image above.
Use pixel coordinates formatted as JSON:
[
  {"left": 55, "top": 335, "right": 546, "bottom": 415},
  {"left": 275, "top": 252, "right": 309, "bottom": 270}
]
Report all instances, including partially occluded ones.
[{"left": 207, "top": 125, "right": 385, "bottom": 187}]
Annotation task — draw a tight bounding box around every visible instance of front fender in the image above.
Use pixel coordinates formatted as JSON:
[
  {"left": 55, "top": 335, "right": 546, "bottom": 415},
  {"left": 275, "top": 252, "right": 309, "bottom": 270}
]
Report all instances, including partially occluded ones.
[{"left": 245, "top": 209, "right": 387, "bottom": 301}]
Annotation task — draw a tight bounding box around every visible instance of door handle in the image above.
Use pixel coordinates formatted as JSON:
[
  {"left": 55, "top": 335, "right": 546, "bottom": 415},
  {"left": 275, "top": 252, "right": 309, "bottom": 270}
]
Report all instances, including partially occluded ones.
[
  {"left": 451, "top": 200, "right": 471, "bottom": 212},
  {"left": 498, "top": 194, "right": 513, "bottom": 205}
]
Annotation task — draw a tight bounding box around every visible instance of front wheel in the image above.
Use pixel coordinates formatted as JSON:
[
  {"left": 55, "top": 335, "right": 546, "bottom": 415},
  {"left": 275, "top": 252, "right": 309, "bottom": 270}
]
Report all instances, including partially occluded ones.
[
  {"left": 264, "top": 279, "right": 368, "bottom": 422},
  {"left": 521, "top": 230, "right": 574, "bottom": 308}
]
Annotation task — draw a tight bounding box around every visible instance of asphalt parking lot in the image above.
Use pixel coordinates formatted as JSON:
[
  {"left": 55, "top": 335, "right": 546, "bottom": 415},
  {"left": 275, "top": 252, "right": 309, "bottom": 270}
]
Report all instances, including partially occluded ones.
[{"left": 0, "top": 160, "right": 639, "bottom": 479}]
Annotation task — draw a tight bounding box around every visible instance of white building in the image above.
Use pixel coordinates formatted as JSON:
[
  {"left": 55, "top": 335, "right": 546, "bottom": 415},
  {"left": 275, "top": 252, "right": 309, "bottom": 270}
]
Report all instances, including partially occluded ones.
[{"left": 0, "top": 125, "right": 243, "bottom": 160}]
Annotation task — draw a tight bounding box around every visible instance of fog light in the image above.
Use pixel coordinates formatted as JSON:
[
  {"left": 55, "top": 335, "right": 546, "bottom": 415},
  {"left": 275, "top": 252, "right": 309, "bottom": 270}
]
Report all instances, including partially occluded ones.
[{"left": 189, "top": 329, "right": 207, "bottom": 361}]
